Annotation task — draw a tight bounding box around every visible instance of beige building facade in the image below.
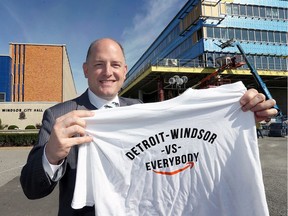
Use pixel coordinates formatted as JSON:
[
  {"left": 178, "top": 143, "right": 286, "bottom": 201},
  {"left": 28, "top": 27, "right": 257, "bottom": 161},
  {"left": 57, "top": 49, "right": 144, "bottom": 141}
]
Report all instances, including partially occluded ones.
[{"left": 0, "top": 102, "right": 56, "bottom": 130}]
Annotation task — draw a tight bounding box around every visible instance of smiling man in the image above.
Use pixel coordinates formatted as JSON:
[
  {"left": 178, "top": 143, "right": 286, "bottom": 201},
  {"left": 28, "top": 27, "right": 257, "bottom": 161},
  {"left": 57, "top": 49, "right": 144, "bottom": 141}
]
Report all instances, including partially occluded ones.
[
  {"left": 83, "top": 39, "right": 128, "bottom": 100},
  {"left": 20, "top": 38, "right": 278, "bottom": 216}
]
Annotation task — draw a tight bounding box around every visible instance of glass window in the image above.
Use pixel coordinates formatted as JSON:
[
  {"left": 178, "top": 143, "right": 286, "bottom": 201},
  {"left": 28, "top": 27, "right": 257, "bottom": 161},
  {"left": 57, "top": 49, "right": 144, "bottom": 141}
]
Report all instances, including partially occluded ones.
[
  {"left": 261, "top": 31, "right": 267, "bottom": 42},
  {"left": 247, "top": 5, "right": 253, "bottom": 17},
  {"left": 255, "top": 56, "right": 262, "bottom": 69},
  {"left": 268, "top": 31, "right": 274, "bottom": 43},
  {"left": 235, "top": 29, "right": 242, "bottom": 40},
  {"left": 266, "top": 8, "right": 272, "bottom": 19},
  {"left": 214, "top": 27, "right": 220, "bottom": 38},
  {"left": 253, "top": 5, "right": 259, "bottom": 17},
  {"left": 268, "top": 57, "right": 275, "bottom": 70},
  {"left": 221, "top": 28, "right": 229, "bottom": 39},
  {"left": 275, "top": 57, "right": 281, "bottom": 70},
  {"left": 261, "top": 56, "right": 268, "bottom": 69},
  {"left": 232, "top": 4, "right": 239, "bottom": 15},
  {"left": 240, "top": 5, "right": 246, "bottom": 16},
  {"left": 207, "top": 27, "right": 214, "bottom": 38},
  {"left": 272, "top": 8, "right": 279, "bottom": 19},
  {"left": 280, "top": 32, "right": 287, "bottom": 44},
  {"left": 0, "top": 93, "right": 5, "bottom": 102},
  {"left": 274, "top": 32, "right": 281, "bottom": 43},
  {"left": 281, "top": 58, "right": 287, "bottom": 71},
  {"left": 255, "top": 30, "right": 261, "bottom": 42},
  {"left": 279, "top": 8, "right": 285, "bottom": 19},
  {"left": 206, "top": 53, "right": 215, "bottom": 67},
  {"left": 228, "top": 28, "right": 235, "bottom": 39},
  {"left": 226, "top": 4, "right": 232, "bottom": 15},
  {"left": 242, "top": 29, "right": 248, "bottom": 41},
  {"left": 259, "top": 6, "right": 265, "bottom": 18},
  {"left": 249, "top": 30, "right": 255, "bottom": 41}
]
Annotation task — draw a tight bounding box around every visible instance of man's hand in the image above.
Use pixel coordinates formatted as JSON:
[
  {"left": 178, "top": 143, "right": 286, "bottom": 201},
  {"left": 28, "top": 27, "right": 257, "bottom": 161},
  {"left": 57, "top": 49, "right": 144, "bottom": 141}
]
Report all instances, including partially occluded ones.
[
  {"left": 45, "top": 110, "right": 95, "bottom": 165},
  {"left": 240, "top": 89, "right": 278, "bottom": 122}
]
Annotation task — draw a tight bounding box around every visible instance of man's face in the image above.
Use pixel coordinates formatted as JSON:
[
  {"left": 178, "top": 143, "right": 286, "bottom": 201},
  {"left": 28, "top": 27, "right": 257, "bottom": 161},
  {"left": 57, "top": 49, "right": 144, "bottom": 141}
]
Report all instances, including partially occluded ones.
[{"left": 83, "top": 39, "right": 127, "bottom": 100}]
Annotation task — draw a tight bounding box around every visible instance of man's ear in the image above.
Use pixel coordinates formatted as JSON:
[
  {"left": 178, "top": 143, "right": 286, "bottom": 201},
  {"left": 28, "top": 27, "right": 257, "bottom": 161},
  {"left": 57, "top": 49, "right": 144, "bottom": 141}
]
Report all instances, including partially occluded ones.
[
  {"left": 83, "top": 63, "right": 88, "bottom": 78},
  {"left": 124, "top": 64, "right": 128, "bottom": 79}
]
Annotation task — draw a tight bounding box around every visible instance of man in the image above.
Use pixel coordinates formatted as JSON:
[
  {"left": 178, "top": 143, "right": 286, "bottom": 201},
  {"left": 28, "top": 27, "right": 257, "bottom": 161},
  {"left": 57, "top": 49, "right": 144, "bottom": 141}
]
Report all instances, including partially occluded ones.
[{"left": 20, "top": 38, "right": 277, "bottom": 215}]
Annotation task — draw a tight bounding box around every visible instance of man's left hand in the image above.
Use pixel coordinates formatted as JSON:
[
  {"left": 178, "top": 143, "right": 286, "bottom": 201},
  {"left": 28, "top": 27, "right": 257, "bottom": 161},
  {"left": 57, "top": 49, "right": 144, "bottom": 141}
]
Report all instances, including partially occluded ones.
[{"left": 240, "top": 88, "right": 278, "bottom": 122}]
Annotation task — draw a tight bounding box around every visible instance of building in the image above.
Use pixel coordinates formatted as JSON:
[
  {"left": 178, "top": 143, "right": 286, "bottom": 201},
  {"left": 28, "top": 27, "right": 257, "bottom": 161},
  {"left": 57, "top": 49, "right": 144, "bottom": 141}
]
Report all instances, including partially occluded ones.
[
  {"left": 120, "top": 0, "right": 287, "bottom": 116},
  {"left": 9, "top": 43, "right": 76, "bottom": 102},
  {"left": 0, "top": 43, "right": 76, "bottom": 129},
  {"left": 0, "top": 55, "right": 12, "bottom": 102}
]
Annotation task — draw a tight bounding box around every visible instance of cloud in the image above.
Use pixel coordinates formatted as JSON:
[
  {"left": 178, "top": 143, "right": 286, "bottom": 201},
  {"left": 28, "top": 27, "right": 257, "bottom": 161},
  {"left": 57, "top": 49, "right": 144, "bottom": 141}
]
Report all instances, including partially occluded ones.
[{"left": 121, "top": 0, "right": 186, "bottom": 68}]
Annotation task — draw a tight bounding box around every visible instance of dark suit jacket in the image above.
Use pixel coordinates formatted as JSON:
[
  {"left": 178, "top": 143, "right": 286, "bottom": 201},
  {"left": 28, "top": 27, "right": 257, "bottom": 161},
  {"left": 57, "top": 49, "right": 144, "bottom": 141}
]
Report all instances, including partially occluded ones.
[{"left": 20, "top": 90, "right": 141, "bottom": 216}]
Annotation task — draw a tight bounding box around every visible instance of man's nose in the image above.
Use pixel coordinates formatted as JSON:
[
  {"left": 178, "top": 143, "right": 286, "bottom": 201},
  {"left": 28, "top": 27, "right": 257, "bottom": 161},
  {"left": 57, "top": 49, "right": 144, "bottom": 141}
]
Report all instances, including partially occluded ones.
[{"left": 103, "top": 64, "right": 113, "bottom": 76}]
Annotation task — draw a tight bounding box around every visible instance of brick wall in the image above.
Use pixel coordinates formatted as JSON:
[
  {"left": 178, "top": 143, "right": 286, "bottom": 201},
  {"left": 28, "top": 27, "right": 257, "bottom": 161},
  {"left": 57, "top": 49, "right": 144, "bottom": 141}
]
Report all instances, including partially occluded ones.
[{"left": 10, "top": 44, "right": 64, "bottom": 102}]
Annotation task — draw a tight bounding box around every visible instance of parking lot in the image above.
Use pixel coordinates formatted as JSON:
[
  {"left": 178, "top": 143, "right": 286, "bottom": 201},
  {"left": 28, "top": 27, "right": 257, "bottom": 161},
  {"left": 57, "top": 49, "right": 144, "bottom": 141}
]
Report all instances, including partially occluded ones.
[{"left": 0, "top": 137, "right": 287, "bottom": 216}]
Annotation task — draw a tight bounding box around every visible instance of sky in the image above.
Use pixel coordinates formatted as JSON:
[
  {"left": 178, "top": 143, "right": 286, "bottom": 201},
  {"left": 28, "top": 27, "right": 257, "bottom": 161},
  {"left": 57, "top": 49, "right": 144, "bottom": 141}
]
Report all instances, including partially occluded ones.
[{"left": 0, "top": 0, "right": 187, "bottom": 95}]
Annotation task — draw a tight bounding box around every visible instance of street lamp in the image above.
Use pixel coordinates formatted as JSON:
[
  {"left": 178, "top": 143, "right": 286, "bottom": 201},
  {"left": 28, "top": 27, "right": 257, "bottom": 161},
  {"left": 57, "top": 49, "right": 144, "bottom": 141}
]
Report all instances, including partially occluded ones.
[
  {"left": 168, "top": 75, "right": 188, "bottom": 88},
  {"left": 168, "top": 75, "right": 188, "bottom": 95}
]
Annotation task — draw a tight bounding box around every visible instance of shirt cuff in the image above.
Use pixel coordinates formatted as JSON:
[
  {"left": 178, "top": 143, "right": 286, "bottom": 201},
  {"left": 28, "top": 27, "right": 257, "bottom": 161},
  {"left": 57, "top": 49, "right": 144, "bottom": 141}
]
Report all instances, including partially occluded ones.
[{"left": 42, "top": 145, "right": 64, "bottom": 181}]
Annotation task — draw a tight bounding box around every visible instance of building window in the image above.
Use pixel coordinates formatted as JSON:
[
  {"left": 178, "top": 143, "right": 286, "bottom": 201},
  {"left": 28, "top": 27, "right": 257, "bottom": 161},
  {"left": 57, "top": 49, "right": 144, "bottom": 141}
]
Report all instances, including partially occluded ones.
[
  {"left": 232, "top": 4, "right": 239, "bottom": 16},
  {"left": 207, "top": 27, "right": 214, "bottom": 38},
  {"left": 248, "top": 30, "right": 255, "bottom": 41},
  {"left": 226, "top": 3, "right": 287, "bottom": 21},
  {"left": 279, "top": 8, "right": 285, "bottom": 19},
  {"left": 221, "top": 28, "right": 229, "bottom": 39},
  {"left": 255, "top": 30, "right": 261, "bottom": 42},
  {"left": 240, "top": 4, "right": 246, "bottom": 16},
  {"left": 253, "top": 5, "right": 260, "bottom": 17},
  {"left": 261, "top": 31, "right": 268, "bottom": 42},
  {"left": 261, "top": 56, "right": 268, "bottom": 69},
  {"left": 275, "top": 57, "right": 281, "bottom": 70},
  {"left": 214, "top": 27, "right": 220, "bottom": 38},
  {"left": 280, "top": 32, "right": 287, "bottom": 44},
  {"left": 268, "top": 31, "right": 274, "bottom": 43},
  {"left": 247, "top": 6, "right": 253, "bottom": 17},
  {"left": 0, "top": 93, "right": 5, "bottom": 102},
  {"left": 259, "top": 6, "right": 265, "bottom": 18},
  {"left": 228, "top": 28, "right": 235, "bottom": 39},
  {"left": 268, "top": 57, "right": 275, "bottom": 70},
  {"left": 235, "top": 28, "right": 242, "bottom": 40}
]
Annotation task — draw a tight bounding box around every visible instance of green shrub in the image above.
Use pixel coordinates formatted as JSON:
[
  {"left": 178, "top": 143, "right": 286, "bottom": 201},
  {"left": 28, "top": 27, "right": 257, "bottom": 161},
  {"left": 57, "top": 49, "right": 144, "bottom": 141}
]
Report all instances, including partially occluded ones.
[
  {"left": 25, "top": 125, "right": 36, "bottom": 130},
  {"left": 0, "top": 133, "right": 38, "bottom": 147},
  {"left": 8, "top": 125, "right": 19, "bottom": 130}
]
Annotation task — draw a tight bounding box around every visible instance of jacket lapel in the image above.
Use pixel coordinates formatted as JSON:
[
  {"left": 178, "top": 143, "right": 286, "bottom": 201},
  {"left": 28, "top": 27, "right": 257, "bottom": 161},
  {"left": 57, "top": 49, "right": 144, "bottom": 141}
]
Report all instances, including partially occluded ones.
[{"left": 74, "top": 89, "right": 97, "bottom": 110}]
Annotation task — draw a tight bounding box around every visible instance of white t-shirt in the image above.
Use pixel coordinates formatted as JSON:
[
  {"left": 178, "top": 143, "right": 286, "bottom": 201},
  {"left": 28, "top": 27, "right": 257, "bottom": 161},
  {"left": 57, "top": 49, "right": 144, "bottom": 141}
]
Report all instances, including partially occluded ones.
[{"left": 72, "top": 82, "right": 269, "bottom": 216}]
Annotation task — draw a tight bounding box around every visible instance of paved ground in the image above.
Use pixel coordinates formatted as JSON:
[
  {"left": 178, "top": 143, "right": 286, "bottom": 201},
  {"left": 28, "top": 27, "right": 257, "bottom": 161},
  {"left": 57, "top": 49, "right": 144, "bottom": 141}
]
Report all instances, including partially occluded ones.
[{"left": 0, "top": 137, "right": 287, "bottom": 216}]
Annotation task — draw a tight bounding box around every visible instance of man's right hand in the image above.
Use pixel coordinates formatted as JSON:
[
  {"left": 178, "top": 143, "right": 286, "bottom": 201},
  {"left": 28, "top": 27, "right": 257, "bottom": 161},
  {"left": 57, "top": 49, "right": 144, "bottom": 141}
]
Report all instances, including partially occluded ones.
[{"left": 45, "top": 110, "right": 95, "bottom": 165}]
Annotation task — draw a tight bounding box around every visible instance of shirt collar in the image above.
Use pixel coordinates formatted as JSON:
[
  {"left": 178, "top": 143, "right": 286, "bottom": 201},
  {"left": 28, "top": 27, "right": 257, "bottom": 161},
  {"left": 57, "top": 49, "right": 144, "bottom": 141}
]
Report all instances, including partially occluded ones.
[{"left": 87, "top": 89, "right": 119, "bottom": 109}]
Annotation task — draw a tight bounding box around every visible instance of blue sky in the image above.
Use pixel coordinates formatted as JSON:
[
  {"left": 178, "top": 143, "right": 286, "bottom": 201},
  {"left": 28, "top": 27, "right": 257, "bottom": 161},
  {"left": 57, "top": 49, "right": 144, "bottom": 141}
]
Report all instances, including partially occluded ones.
[{"left": 0, "top": 0, "right": 187, "bottom": 94}]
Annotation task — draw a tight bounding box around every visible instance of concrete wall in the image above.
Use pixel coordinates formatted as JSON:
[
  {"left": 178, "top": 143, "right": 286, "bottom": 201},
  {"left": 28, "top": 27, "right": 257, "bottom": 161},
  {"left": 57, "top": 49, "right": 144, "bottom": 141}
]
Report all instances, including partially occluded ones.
[
  {"left": 0, "top": 102, "right": 56, "bottom": 129},
  {"left": 62, "top": 46, "right": 77, "bottom": 101}
]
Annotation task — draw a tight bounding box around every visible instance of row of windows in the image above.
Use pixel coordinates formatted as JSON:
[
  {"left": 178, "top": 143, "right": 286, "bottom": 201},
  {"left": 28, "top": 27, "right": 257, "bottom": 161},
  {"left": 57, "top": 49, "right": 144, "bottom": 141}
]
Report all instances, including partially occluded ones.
[
  {"left": 127, "top": 24, "right": 180, "bottom": 78},
  {"left": 226, "top": 3, "right": 288, "bottom": 20},
  {"left": 205, "top": 52, "right": 287, "bottom": 71},
  {"left": 206, "top": 27, "right": 287, "bottom": 44}
]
